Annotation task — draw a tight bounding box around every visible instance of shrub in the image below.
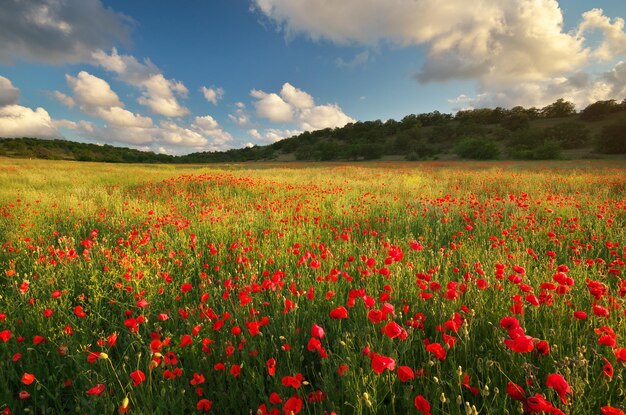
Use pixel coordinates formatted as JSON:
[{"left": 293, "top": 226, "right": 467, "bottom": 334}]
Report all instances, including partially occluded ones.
[
  {"left": 596, "top": 121, "right": 626, "bottom": 154},
  {"left": 454, "top": 137, "right": 500, "bottom": 159}
]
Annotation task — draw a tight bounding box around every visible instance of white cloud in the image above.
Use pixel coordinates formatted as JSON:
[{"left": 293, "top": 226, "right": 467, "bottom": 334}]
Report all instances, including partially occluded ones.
[
  {"left": 450, "top": 61, "right": 626, "bottom": 110},
  {"left": 228, "top": 102, "right": 251, "bottom": 126},
  {"left": 0, "top": 76, "right": 20, "bottom": 107},
  {"left": 250, "top": 89, "right": 294, "bottom": 122},
  {"left": 0, "top": 105, "right": 60, "bottom": 139},
  {"left": 299, "top": 104, "right": 354, "bottom": 131},
  {"left": 578, "top": 9, "right": 626, "bottom": 61},
  {"left": 201, "top": 86, "right": 224, "bottom": 105},
  {"left": 248, "top": 127, "right": 301, "bottom": 143},
  {"left": 0, "top": 0, "right": 130, "bottom": 64},
  {"left": 250, "top": 82, "right": 354, "bottom": 131},
  {"left": 336, "top": 51, "right": 370, "bottom": 68},
  {"left": 66, "top": 71, "right": 122, "bottom": 108},
  {"left": 52, "top": 91, "right": 75, "bottom": 108},
  {"left": 92, "top": 48, "right": 189, "bottom": 117},
  {"left": 65, "top": 70, "right": 154, "bottom": 129},
  {"left": 94, "top": 106, "right": 153, "bottom": 128},
  {"left": 280, "top": 83, "right": 314, "bottom": 109},
  {"left": 192, "top": 115, "right": 233, "bottom": 145},
  {"left": 254, "top": 0, "right": 626, "bottom": 84}
]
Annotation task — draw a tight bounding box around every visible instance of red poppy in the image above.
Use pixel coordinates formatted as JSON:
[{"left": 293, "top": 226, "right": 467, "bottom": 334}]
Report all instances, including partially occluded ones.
[
  {"left": 282, "top": 395, "right": 302, "bottom": 414},
  {"left": 504, "top": 335, "right": 534, "bottom": 353},
  {"left": 601, "top": 406, "right": 626, "bottom": 415},
  {"left": 523, "top": 393, "right": 551, "bottom": 413},
  {"left": 21, "top": 373, "right": 35, "bottom": 385},
  {"left": 425, "top": 342, "right": 446, "bottom": 361},
  {"left": 506, "top": 382, "right": 525, "bottom": 401},
  {"left": 196, "top": 399, "right": 212, "bottom": 412},
  {"left": 0, "top": 329, "right": 11, "bottom": 342},
  {"left": 130, "top": 370, "right": 146, "bottom": 386},
  {"left": 614, "top": 348, "right": 626, "bottom": 362},
  {"left": 414, "top": 395, "right": 431, "bottom": 415},
  {"left": 329, "top": 306, "right": 348, "bottom": 319},
  {"left": 397, "top": 366, "right": 414, "bottom": 382},
  {"left": 382, "top": 321, "right": 407, "bottom": 340},
  {"left": 311, "top": 324, "right": 325, "bottom": 338},
  {"left": 603, "top": 358, "right": 614, "bottom": 380},
  {"left": 371, "top": 354, "right": 396, "bottom": 374},
  {"left": 86, "top": 384, "right": 105, "bottom": 396},
  {"left": 266, "top": 358, "right": 276, "bottom": 376},
  {"left": 546, "top": 374, "right": 571, "bottom": 405}
]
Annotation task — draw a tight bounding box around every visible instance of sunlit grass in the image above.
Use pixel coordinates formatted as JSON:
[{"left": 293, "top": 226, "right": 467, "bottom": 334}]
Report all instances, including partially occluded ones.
[{"left": 0, "top": 158, "right": 624, "bottom": 414}]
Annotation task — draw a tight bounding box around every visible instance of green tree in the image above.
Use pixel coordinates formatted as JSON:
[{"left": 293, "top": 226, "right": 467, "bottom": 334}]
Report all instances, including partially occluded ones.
[
  {"left": 540, "top": 98, "right": 576, "bottom": 118},
  {"left": 596, "top": 121, "right": 626, "bottom": 154},
  {"left": 454, "top": 137, "right": 500, "bottom": 159}
]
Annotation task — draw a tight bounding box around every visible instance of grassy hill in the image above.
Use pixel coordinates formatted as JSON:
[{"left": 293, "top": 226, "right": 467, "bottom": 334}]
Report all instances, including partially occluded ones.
[{"left": 1, "top": 99, "right": 625, "bottom": 163}]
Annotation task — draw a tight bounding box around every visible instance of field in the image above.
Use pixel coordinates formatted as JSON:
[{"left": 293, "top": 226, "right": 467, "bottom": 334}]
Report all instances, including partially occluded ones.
[{"left": 0, "top": 158, "right": 625, "bottom": 415}]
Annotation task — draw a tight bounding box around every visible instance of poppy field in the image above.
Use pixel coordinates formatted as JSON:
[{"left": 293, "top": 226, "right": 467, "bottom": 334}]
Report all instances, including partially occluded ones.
[{"left": 0, "top": 158, "right": 625, "bottom": 415}]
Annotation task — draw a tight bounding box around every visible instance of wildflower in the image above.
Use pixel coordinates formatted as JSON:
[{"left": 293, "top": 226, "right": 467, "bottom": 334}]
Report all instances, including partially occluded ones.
[
  {"left": 130, "top": 370, "right": 146, "bottom": 386},
  {"left": 414, "top": 395, "right": 431, "bottom": 415},
  {"left": 546, "top": 374, "right": 571, "bottom": 405}
]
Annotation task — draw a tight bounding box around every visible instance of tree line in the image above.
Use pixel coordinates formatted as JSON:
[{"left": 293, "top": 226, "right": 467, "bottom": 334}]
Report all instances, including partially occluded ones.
[{"left": 1, "top": 98, "right": 625, "bottom": 163}]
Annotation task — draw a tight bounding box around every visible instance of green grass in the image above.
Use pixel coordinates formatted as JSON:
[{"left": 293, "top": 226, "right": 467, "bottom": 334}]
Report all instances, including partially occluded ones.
[{"left": 0, "top": 158, "right": 625, "bottom": 414}]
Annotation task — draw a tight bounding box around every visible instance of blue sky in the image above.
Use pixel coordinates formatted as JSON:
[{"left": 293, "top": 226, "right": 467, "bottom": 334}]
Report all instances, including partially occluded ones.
[{"left": 0, "top": 0, "right": 625, "bottom": 154}]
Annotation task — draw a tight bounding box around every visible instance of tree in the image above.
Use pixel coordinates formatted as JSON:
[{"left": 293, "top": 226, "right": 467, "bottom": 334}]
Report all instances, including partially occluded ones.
[
  {"left": 579, "top": 100, "right": 620, "bottom": 121},
  {"left": 545, "top": 122, "right": 590, "bottom": 149},
  {"left": 596, "top": 121, "right": 626, "bottom": 154},
  {"left": 454, "top": 137, "right": 500, "bottom": 159},
  {"left": 502, "top": 112, "right": 530, "bottom": 131},
  {"left": 541, "top": 98, "right": 576, "bottom": 118}
]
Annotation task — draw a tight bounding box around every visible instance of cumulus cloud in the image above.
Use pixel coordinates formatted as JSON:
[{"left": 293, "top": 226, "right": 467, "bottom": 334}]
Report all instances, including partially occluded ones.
[
  {"left": 66, "top": 71, "right": 122, "bottom": 109},
  {"left": 254, "top": 0, "right": 626, "bottom": 84},
  {"left": 52, "top": 91, "right": 75, "bottom": 108},
  {"left": 250, "top": 89, "right": 294, "bottom": 122},
  {"left": 0, "top": 76, "right": 20, "bottom": 107},
  {"left": 228, "top": 102, "right": 251, "bottom": 126},
  {"left": 248, "top": 127, "right": 301, "bottom": 143},
  {"left": 0, "top": 0, "right": 131, "bottom": 64},
  {"left": 336, "top": 51, "right": 370, "bottom": 68},
  {"left": 449, "top": 61, "right": 626, "bottom": 110},
  {"left": 65, "top": 71, "right": 153, "bottom": 128},
  {"left": 0, "top": 105, "right": 61, "bottom": 138},
  {"left": 250, "top": 82, "right": 354, "bottom": 130},
  {"left": 92, "top": 48, "right": 189, "bottom": 117},
  {"left": 192, "top": 115, "right": 233, "bottom": 146},
  {"left": 578, "top": 9, "right": 626, "bottom": 61},
  {"left": 201, "top": 86, "right": 224, "bottom": 105}
]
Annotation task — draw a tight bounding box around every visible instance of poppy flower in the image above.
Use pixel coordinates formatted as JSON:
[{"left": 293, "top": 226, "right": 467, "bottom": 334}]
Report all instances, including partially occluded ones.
[
  {"left": 21, "top": 373, "right": 35, "bottom": 385},
  {"left": 506, "top": 382, "right": 525, "bottom": 401},
  {"left": 311, "top": 324, "right": 325, "bottom": 338},
  {"left": 397, "top": 366, "right": 414, "bottom": 382},
  {"left": 266, "top": 392, "right": 281, "bottom": 405},
  {"left": 546, "top": 374, "right": 571, "bottom": 405},
  {"left": 504, "top": 335, "right": 534, "bottom": 353},
  {"left": 282, "top": 395, "right": 303, "bottom": 414},
  {"left": 414, "top": 395, "right": 431, "bottom": 415},
  {"left": 0, "top": 329, "right": 11, "bottom": 342},
  {"left": 196, "top": 399, "right": 212, "bottom": 412},
  {"left": 130, "top": 370, "right": 146, "bottom": 386},
  {"left": 267, "top": 358, "right": 276, "bottom": 376},
  {"left": 603, "top": 358, "right": 614, "bottom": 380},
  {"left": 382, "top": 321, "right": 407, "bottom": 340},
  {"left": 523, "top": 393, "right": 551, "bottom": 413},
  {"left": 601, "top": 407, "right": 626, "bottom": 415},
  {"left": 338, "top": 364, "right": 349, "bottom": 377},
  {"left": 425, "top": 342, "right": 446, "bottom": 361},
  {"left": 614, "top": 348, "right": 626, "bottom": 362},
  {"left": 86, "top": 384, "right": 105, "bottom": 396},
  {"left": 329, "top": 306, "right": 348, "bottom": 319},
  {"left": 18, "top": 391, "right": 31, "bottom": 400},
  {"left": 371, "top": 354, "right": 396, "bottom": 374}
]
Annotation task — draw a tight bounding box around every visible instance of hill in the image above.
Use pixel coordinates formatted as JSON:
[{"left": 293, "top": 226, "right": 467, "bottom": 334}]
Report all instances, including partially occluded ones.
[{"left": 1, "top": 98, "right": 625, "bottom": 163}]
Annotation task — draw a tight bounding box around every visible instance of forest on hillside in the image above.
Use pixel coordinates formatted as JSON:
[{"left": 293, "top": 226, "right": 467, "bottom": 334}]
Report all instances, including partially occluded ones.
[{"left": 1, "top": 98, "right": 625, "bottom": 163}]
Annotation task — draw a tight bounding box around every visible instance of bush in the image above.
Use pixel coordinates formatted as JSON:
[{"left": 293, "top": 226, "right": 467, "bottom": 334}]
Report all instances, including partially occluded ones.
[
  {"left": 545, "top": 122, "right": 590, "bottom": 149},
  {"left": 596, "top": 122, "right": 626, "bottom": 154},
  {"left": 454, "top": 137, "right": 500, "bottom": 159}
]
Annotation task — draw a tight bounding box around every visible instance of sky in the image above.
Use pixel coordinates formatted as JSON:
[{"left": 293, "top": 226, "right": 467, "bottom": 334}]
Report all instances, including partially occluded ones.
[{"left": 0, "top": 0, "right": 625, "bottom": 155}]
